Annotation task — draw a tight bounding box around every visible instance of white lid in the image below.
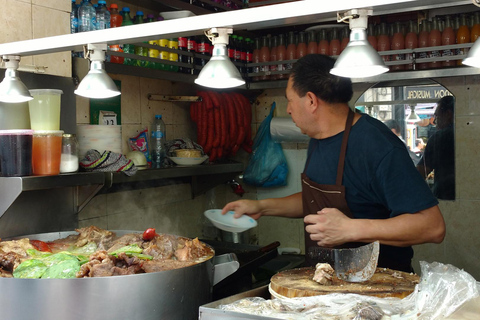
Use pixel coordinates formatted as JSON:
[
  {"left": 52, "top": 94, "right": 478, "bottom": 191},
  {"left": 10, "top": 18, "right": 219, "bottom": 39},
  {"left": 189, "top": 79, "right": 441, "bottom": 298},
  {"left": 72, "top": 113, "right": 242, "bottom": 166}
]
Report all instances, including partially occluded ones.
[
  {"left": 33, "top": 130, "right": 64, "bottom": 136},
  {"left": 29, "top": 89, "right": 63, "bottom": 96},
  {"left": 0, "top": 129, "right": 33, "bottom": 135}
]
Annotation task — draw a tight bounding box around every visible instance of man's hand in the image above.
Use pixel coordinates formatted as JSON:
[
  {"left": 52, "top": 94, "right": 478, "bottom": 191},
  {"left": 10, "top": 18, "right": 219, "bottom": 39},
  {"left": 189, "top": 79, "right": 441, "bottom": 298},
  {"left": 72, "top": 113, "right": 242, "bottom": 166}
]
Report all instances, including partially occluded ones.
[{"left": 304, "top": 208, "right": 355, "bottom": 247}]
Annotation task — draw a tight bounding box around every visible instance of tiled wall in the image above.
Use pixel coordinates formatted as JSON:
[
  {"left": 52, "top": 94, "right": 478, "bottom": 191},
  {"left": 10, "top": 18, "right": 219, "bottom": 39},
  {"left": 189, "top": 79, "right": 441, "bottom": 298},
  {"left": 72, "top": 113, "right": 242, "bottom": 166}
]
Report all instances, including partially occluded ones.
[
  {"left": 0, "top": 0, "right": 71, "bottom": 77},
  {"left": 76, "top": 74, "right": 252, "bottom": 242}
]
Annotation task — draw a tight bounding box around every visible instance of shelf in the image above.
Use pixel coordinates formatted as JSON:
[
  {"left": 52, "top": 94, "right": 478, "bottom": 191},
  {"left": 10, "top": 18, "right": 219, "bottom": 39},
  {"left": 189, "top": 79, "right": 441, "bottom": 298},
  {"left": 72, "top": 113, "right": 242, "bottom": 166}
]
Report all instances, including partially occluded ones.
[
  {"left": 0, "top": 172, "right": 105, "bottom": 219},
  {"left": 104, "top": 161, "right": 244, "bottom": 197},
  {"left": 0, "top": 161, "right": 244, "bottom": 218}
]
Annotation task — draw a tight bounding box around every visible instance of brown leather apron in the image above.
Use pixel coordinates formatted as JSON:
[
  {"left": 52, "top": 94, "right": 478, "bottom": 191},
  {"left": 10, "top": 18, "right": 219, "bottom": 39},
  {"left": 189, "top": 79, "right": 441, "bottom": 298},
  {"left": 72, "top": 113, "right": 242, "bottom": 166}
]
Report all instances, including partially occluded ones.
[{"left": 302, "top": 109, "right": 355, "bottom": 267}]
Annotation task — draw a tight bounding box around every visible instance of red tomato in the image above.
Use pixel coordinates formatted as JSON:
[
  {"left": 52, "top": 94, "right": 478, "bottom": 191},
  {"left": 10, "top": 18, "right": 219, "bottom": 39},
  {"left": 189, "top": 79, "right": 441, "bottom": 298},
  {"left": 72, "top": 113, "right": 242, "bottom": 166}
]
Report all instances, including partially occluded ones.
[
  {"left": 30, "top": 240, "right": 52, "bottom": 252},
  {"left": 142, "top": 228, "right": 158, "bottom": 241}
]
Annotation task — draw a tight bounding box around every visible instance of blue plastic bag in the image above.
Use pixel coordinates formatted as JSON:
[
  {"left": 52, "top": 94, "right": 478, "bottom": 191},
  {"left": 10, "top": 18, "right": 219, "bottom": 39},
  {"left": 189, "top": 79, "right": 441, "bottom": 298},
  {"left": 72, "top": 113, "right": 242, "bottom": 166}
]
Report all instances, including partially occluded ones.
[{"left": 243, "top": 102, "right": 288, "bottom": 187}]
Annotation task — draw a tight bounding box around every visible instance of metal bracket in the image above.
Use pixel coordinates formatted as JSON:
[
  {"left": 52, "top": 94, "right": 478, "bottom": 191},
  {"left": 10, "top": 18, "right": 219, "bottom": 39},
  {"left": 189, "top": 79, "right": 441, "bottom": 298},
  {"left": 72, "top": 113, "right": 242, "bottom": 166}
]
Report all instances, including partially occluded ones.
[{"left": 147, "top": 94, "right": 202, "bottom": 102}]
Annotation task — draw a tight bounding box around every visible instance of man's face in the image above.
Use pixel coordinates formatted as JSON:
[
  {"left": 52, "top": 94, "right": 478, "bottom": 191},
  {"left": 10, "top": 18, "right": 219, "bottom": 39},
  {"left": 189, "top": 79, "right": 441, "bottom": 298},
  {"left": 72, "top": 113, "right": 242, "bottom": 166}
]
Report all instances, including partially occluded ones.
[{"left": 285, "top": 77, "right": 309, "bottom": 135}]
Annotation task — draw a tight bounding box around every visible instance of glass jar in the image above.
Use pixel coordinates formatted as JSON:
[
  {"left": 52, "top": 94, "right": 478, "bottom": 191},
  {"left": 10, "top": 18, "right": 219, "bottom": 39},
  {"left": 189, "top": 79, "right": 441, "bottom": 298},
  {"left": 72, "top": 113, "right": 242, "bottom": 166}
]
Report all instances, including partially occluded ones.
[{"left": 60, "top": 133, "right": 79, "bottom": 173}]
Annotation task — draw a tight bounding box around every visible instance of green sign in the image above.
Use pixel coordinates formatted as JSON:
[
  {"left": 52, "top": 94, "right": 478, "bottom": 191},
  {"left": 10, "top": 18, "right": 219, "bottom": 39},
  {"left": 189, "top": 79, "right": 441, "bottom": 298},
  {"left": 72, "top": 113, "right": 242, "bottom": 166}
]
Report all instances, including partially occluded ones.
[{"left": 89, "top": 80, "right": 121, "bottom": 125}]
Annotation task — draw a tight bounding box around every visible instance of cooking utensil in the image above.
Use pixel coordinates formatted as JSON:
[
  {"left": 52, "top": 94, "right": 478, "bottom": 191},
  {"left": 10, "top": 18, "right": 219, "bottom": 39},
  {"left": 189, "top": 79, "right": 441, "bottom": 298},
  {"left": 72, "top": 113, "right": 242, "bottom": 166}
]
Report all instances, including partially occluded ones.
[
  {"left": 204, "top": 209, "right": 258, "bottom": 233},
  {"left": 2, "top": 230, "right": 239, "bottom": 320},
  {"left": 307, "top": 241, "right": 380, "bottom": 282}
]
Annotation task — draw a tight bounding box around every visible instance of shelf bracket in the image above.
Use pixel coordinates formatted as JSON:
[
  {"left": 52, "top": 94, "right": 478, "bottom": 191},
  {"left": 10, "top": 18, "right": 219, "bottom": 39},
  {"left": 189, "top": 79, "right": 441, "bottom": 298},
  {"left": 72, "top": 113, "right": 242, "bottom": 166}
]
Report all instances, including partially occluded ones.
[
  {"left": 191, "top": 172, "right": 238, "bottom": 197},
  {"left": 75, "top": 184, "right": 105, "bottom": 213},
  {"left": 0, "top": 177, "right": 23, "bottom": 219},
  {"left": 148, "top": 94, "right": 201, "bottom": 102}
]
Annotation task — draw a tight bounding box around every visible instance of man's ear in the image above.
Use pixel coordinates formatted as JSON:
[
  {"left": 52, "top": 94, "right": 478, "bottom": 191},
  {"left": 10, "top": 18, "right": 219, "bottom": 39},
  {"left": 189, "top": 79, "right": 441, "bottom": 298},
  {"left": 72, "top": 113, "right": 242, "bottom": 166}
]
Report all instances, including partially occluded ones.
[{"left": 305, "top": 91, "right": 318, "bottom": 112}]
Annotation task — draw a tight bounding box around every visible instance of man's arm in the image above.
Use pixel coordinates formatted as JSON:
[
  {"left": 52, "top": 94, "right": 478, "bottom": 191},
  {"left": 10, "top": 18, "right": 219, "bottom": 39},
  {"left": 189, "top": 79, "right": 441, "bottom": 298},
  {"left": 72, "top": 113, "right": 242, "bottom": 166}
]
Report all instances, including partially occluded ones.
[
  {"left": 305, "top": 205, "right": 445, "bottom": 247},
  {"left": 222, "top": 192, "right": 304, "bottom": 220}
]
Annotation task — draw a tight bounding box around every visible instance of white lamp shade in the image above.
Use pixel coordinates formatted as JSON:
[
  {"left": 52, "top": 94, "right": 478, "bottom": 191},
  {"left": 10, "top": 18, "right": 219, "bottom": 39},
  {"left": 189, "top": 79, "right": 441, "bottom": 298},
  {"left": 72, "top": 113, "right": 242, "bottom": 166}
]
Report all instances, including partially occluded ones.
[
  {"left": 195, "top": 44, "right": 245, "bottom": 89},
  {"left": 462, "top": 38, "right": 480, "bottom": 68},
  {"left": 330, "top": 29, "right": 388, "bottom": 78},
  {"left": 75, "top": 61, "right": 120, "bottom": 99},
  {"left": 0, "top": 69, "right": 33, "bottom": 103}
]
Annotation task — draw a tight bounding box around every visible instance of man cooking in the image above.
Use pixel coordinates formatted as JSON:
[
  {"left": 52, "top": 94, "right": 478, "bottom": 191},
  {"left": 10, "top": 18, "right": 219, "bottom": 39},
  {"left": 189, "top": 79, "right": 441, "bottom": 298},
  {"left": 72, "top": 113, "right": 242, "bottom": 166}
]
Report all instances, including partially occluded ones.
[{"left": 222, "top": 54, "right": 446, "bottom": 273}]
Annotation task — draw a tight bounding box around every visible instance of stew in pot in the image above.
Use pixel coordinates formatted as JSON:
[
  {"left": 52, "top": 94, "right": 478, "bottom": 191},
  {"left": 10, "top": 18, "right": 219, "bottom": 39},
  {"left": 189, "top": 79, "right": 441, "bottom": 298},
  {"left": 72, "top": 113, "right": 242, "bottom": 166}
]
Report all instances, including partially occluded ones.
[{"left": 0, "top": 226, "right": 214, "bottom": 279}]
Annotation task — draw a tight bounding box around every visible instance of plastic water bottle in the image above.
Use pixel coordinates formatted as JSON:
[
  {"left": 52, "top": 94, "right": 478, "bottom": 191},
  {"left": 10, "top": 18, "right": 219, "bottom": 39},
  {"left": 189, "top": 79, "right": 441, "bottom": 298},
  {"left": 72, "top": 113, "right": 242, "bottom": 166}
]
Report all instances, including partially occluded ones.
[
  {"left": 78, "top": 0, "right": 96, "bottom": 32},
  {"left": 150, "top": 115, "right": 166, "bottom": 168},
  {"left": 121, "top": 7, "right": 135, "bottom": 66},
  {"left": 70, "top": 0, "right": 78, "bottom": 34},
  {"left": 96, "top": 1, "right": 110, "bottom": 30}
]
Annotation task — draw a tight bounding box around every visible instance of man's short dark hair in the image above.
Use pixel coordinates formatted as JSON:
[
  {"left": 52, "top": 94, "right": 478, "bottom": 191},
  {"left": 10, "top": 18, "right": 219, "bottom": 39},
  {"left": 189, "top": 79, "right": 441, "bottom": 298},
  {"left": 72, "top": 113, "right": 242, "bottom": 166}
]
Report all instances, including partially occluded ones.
[
  {"left": 290, "top": 54, "right": 353, "bottom": 104},
  {"left": 437, "top": 95, "right": 454, "bottom": 114}
]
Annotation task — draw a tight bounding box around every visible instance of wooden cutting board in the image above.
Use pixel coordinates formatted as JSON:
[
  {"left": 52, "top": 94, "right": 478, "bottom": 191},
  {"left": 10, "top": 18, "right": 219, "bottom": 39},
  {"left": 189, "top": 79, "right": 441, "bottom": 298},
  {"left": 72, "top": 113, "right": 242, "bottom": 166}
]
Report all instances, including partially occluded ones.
[{"left": 270, "top": 267, "right": 419, "bottom": 299}]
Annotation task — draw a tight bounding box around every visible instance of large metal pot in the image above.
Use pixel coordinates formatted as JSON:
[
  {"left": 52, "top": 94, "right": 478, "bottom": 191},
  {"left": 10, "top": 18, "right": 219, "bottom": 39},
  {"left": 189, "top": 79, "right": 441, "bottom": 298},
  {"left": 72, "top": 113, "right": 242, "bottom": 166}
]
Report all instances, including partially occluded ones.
[{"left": 0, "top": 230, "right": 239, "bottom": 320}]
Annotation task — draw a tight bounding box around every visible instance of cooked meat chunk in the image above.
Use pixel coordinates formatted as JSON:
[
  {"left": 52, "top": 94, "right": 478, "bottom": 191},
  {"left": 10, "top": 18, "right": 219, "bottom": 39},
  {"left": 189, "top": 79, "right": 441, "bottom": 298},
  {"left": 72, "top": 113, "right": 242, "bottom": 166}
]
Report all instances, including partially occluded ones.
[
  {"left": 0, "top": 251, "right": 22, "bottom": 271},
  {"left": 142, "top": 234, "right": 177, "bottom": 260},
  {"left": 0, "top": 238, "right": 35, "bottom": 258},
  {"left": 75, "top": 226, "right": 115, "bottom": 250},
  {"left": 175, "top": 238, "right": 214, "bottom": 262},
  {"left": 77, "top": 250, "right": 145, "bottom": 278},
  {"left": 107, "top": 234, "right": 144, "bottom": 254},
  {"left": 0, "top": 268, "right": 13, "bottom": 278},
  {"left": 313, "top": 263, "right": 335, "bottom": 285}
]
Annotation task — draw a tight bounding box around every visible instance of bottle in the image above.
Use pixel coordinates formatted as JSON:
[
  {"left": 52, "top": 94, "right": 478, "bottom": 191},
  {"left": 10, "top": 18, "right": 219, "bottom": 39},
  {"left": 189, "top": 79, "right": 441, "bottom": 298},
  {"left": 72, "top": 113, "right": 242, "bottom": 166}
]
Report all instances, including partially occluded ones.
[
  {"left": 197, "top": 35, "right": 211, "bottom": 72},
  {"left": 187, "top": 36, "right": 198, "bottom": 74},
  {"left": 391, "top": 22, "right": 405, "bottom": 71},
  {"left": 70, "top": 0, "right": 78, "bottom": 34},
  {"left": 168, "top": 38, "right": 179, "bottom": 72},
  {"left": 296, "top": 31, "right": 307, "bottom": 59},
  {"left": 307, "top": 31, "right": 317, "bottom": 55},
  {"left": 377, "top": 23, "right": 391, "bottom": 64},
  {"left": 269, "top": 35, "right": 278, "bottom": 80},
  {"left": 150, "top": 115, "right": 166, "bottom": 169},
  {"left": 457, "top": 13, "right": 471, "bottom": 65},
  {"left": 146, "top": 15, "right": 159, "bottom": 69},
  {"left": 60, "top": 134, "right": 79, "bottom": 174},
  {"left": 404, "top": 20, "right": 418, "bottom": 70},
  {"left": 252, "top": 37, "right": 260, "bottom": 81},
  {"left": 417, "top": 20, "right": 430, "bottom": 70},
  {"left": 259, "top": 36, "right": 270, "bottom": 81},
  {"left": 228, "top": 34, "right": 237, "bottom": 71},
  {"left": 317, "top": 29, "right": 329, "bottom": 55},
  {"left": 134, "top": 11, "right": 147, "bottom": 67},
  {"left": 245, "top": 37, "right": 253, "bottom": 79},
  {"left": 428, "top": 17, "right": 442, "bottom": 69},
  {"left": 238, "top": 36, "right": 247, "bottom": 75},
  {"left": 276, "top": 34, "right": 287, "bottom": 80},
  {"left": 286, "top": 32, "right": 296, "bottom": 71},
  {"left": 121, "top": 7, "right": 135, "bottom": 66},
  {"left": 471, "top": 12, "right": 480, "bottom": 42},
  {"left": 340, "top": 27, "right": 349, "bottom": 52},
  {"left": 328, "top": 28, "right": 341, "bottom": 56},
  {"left": 157, "top": 37, "right": 169, "bottom": 71},
  {"left": 178, "top": 36, "right": 189, "bottom": 74},
  {"left": 78, "top": 0, "right": 96, "bottom": 32},
  {"left": 367, "top": 24, "right": 377, "bottom": 51},
  {"left": 109, "top": 4, "right": 124, "bottom": 64},
  {"left": 442, "top": 15, "right": 456, "bottom": 68},
  {"left": 96, "top": 1, "right": 110, "bottom": 30}
]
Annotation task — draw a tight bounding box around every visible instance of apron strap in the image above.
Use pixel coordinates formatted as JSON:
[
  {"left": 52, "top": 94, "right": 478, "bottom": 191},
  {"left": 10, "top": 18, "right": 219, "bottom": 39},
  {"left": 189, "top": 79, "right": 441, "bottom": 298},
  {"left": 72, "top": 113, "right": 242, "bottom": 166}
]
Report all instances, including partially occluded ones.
[{"left": 336, "top": 109, "right": 355, "bottom": 186}]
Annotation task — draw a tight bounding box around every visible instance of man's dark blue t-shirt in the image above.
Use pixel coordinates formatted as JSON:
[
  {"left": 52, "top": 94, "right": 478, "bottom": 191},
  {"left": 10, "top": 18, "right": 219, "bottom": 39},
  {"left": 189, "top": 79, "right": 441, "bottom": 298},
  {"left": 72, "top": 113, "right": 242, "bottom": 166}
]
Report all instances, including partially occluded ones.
[{"left": 304, "top": 114, "right": 438, "bottom": 271}]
